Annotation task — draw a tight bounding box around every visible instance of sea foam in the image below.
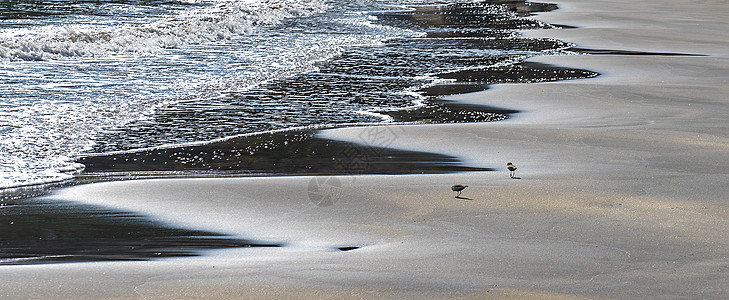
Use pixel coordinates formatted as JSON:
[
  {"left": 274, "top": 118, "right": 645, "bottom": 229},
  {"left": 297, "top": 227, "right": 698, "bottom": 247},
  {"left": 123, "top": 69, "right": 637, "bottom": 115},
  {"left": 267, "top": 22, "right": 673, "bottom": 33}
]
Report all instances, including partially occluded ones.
[
  {"left": 0, "top": 0, "right": 328, "bottom": 61},
  {"left": 0, "top": 0, "right": 332, "bottom": 189}
]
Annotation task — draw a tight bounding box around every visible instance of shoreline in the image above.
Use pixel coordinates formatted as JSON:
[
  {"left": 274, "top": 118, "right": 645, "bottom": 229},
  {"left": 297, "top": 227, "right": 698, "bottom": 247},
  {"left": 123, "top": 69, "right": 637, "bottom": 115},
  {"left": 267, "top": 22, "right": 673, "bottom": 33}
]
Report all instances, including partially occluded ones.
[
  {"left": 4, "top": 0, "right": 729, "bottom": 298},
  {"left": 0, "top": 0, "right": 591, "bottom": 196}
]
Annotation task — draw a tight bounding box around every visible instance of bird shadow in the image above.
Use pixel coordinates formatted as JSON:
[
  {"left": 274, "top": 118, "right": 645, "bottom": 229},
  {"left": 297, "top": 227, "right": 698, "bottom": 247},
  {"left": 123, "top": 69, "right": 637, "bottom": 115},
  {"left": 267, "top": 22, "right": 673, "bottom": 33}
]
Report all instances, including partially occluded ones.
[
  {"left": 455, "top": 196, "right": 473, "bottom": 200},
  {"left": 510, "top": 176, "right": 522, "bottom": 180}
]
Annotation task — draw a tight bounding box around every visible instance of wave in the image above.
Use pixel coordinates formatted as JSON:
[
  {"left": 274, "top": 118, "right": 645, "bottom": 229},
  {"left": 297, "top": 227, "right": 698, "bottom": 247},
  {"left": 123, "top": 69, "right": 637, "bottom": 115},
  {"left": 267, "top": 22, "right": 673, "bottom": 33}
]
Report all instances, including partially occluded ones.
[
  {"left": 1, "top": 0, "right": 336, "bottom": 189},
  {"left": 0, "top": 0, "right": 328, "bottom": 61},
  {"left": 0, "top": 255, "right": 75, "bottom": 265}
]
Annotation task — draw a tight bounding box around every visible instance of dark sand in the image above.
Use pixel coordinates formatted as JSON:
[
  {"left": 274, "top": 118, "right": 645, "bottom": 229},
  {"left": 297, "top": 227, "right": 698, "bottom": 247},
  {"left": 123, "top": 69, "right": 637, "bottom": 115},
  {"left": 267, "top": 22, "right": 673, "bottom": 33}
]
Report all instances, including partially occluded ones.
[
  {"left": 0, "top": 196, "right": 279, "bottom": 265},
  {"left": 78, "top": 129, "right": 492, "bottom": 175}
]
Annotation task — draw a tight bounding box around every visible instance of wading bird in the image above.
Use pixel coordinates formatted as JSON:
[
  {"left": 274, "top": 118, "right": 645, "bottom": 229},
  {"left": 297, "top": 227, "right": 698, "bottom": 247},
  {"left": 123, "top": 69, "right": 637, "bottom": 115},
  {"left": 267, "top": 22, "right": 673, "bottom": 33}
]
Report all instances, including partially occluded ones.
[
  {"left": 451, "top": 184, "right": 468, "bottom": 198},
  {"left": 507, "top": 162, "right": 517, "bottom": 178}
]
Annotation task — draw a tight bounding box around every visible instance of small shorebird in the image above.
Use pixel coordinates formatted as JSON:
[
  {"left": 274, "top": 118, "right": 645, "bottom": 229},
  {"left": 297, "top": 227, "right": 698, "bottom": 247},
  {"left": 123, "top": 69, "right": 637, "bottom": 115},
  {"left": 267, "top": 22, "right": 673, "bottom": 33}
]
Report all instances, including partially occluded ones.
[
  {"left": 507, "top": 162, "right": 517, "bottom": 178},
  {"left": 451, "top": 184, "right": 468, "bottom": 198}
]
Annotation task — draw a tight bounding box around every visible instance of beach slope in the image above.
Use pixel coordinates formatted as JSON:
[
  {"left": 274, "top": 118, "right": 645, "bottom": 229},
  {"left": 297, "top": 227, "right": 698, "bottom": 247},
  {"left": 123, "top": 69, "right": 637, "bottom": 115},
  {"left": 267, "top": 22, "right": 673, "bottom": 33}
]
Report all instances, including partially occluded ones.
[{"left": 3, "top": 0, "right": 729, "bottom": 298}]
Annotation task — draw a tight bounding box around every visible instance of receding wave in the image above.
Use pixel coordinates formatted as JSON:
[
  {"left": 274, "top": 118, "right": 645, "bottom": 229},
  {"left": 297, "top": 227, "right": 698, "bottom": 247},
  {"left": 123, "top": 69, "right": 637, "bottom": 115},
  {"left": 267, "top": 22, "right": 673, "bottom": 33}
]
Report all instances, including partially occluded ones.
[
  {"left": 0, "top": 0, "right": 335, "bottom": 189},
  {"left": 0, "top": 0, "right": 328, "bottom": 61},
  {"left": 0, "top": 0, "right": 595, "bottom": 191}
]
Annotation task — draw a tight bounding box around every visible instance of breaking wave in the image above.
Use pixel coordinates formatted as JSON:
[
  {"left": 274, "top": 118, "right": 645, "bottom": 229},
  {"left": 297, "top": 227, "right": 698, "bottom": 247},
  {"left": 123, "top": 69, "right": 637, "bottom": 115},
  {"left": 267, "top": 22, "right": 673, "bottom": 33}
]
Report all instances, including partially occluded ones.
[{"left": 0, "top": 0, "right": 328, "bottom": 61}]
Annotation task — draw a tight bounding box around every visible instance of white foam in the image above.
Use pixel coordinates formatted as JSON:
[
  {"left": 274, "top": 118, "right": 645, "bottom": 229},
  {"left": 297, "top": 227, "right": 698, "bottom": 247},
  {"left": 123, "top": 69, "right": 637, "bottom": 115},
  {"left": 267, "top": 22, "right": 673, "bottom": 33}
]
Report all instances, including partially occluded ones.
[
  {"left": 0, "top": 0, "right": 354, "bottom": 189},
  {"left": 0, "top": 255, "right": 75, "bottom": 264},
  {"left": 0, "top": 0, "right": 329, "bottom": 61},
  {"left": 0, "top": 0, "right": 503, "bottom": 190}
]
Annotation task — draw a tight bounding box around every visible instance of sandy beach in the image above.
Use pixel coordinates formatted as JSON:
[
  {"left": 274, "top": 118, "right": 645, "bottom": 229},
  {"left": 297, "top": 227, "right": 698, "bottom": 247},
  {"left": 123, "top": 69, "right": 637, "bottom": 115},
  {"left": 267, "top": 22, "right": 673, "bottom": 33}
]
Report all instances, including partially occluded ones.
[{"left": 4, "top": 0, "right": 729, "bottom": 298}]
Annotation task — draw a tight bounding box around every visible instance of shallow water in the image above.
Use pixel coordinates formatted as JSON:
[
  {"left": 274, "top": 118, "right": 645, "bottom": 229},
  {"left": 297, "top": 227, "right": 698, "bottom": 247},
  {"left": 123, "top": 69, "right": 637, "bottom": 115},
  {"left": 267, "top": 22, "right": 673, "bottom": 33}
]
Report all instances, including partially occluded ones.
[{"left": 1, "top": 0, "right": 595, "bottom": 189}]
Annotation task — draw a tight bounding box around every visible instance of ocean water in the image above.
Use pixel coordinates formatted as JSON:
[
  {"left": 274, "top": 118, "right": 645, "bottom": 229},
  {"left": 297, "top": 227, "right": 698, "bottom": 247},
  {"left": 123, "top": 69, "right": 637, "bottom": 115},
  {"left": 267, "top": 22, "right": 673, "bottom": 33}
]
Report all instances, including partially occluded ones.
[{"left": 1, "top": 0, "right": 582, "bottom": 189}]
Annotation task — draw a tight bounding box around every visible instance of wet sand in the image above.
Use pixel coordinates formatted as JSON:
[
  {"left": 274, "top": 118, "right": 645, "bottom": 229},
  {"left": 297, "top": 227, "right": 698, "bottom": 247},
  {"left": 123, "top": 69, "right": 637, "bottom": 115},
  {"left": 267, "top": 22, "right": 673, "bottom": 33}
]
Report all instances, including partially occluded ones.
[
  {"left": 77, "top": 129, "right": 491, "bottom": 175},
  {"left": 4, "top": 0, "right": 567, "bottom": 266},
  {"left": 0, "top": 195, "right": 280, "bottom": 265},
  {"left": 3, "top": 0, "right": 729, "bottom": 298}
]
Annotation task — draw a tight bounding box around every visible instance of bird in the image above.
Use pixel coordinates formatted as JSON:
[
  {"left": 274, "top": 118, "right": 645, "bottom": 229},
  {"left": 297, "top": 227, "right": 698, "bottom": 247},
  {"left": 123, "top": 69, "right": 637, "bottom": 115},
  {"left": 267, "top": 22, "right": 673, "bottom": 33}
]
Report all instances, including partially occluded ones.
[
  {"left": 451, "top": 184, "right": 468, "bottom": 198},
  {"left": 507, "top": 162, "right": 517, "bottom": 178}
]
